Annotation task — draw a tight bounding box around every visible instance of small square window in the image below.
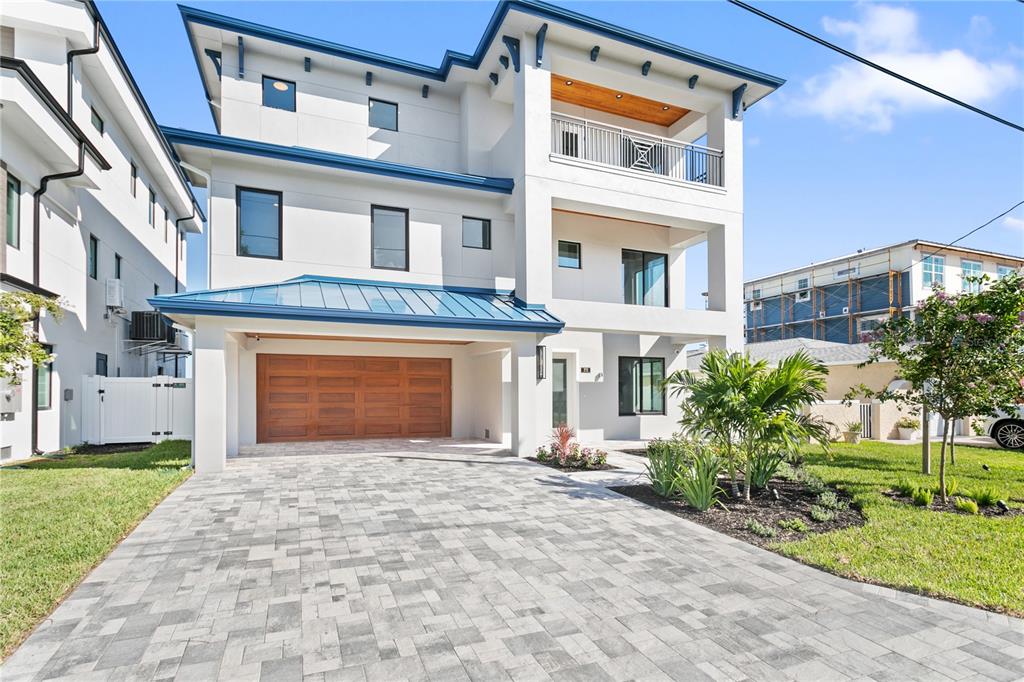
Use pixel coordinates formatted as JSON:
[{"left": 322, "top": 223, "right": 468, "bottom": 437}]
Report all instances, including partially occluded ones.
[
  {"left": 369, "top": 98, "right": 398, "bottom": 131},
  {"left": 262, "top": 76, "right": 296, "bottom": 111},
  {"left": 90, "top": 107, "right": 104, "bottom": 135},
  {"left": 797, "top": 277, "right": 809, "bottom": 290},
  {"left": 558, "top": 240, "right": 581, "bottom": 269},
  {"left": 462, "top": 217, "right": 491, "bottom": 250}
]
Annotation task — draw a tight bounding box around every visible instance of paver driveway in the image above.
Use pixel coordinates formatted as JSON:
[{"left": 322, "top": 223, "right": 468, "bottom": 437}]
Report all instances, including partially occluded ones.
[{"left": 4, "top": 440, "right": 1022, "bottom": 681}]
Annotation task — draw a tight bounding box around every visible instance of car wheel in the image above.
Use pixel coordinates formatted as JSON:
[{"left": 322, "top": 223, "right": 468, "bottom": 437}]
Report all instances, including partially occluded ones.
[{"left": 993, "top": 420, "right": 1024, "bottom": 450}]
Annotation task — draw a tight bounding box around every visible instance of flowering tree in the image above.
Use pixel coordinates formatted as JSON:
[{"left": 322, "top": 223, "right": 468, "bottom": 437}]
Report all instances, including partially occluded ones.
[
  {"left": 856, "top": 272, "right": 1024, "bottom": 502},
  {"left": 0, "top": 291, "right": 63, "bottom": 383}
]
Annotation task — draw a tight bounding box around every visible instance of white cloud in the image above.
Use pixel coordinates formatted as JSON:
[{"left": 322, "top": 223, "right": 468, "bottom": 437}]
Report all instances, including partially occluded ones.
[
  {"left": 1003, "top": 215, "right": 1024, "bottom": 232},
  {"left": 793, "top": 5, "right": 1021, "bottom": 132}
]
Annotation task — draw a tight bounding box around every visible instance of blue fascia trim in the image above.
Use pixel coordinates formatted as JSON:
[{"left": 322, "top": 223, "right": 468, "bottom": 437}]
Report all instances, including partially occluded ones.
[
  {"left": 149, "top": 298, "right": 564, "bottom": 334},
  {"left": 161, "top": 126, "right": 515, "bottom": 194},
  {"left": 177, "top": 0, "right": 785, "bottom": 88}
]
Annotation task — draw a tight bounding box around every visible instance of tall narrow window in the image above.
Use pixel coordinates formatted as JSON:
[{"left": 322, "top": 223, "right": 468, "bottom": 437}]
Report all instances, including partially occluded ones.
[
  {"left": 36, "top": 344, "right": 53, "bottom": 410},
  {"left": 130, "top": 162, "right": 137, "bottom": 197},
  {"left": 368, "top": 98, "right": 398, "bottom": 131},
  {"left": 95, "top": 353, "right": 108, "bottom": 377},
  {"left": 922, "top": 255, "right": 945, "bottom": 289},
  {"left": 236, "top": 187, "right": 282, "bottom": 259},
  {"left": 262, "top": 76, "right": 296, "bottom": 111},
  {"left": 961, "top": 259, "right": 982, "bottom": 292},
  {"left": 90, "top": 107, "right": 104, "bottom": 135},
  {"left": 88, "top": 235, "right": 99, "bottom": 279},
  {"left": 6, "top": 174, "right": 20, "bottom": 248},
  {"left": 148, "top": 188, "right": 156, "bottom": 226},
  {"left": 371, "top": 205, "right": 408, "bottom": 270},
  {"left": 618, "top": 357, "right": 665, "bottom": 415},
  {"left": 557, "top": 241, "right": 581, "bottom": 269},
  {"left": 622, "top": 249, "right": 667, "bottom": 307},
  {"left": 462, "top": 217, "right": 491, "bottom": 250},
  {"left": 164, "top": 208, "right": 169, "bottom": 242},
  {"left": 154, "top": 283, "right": 159, "bottom": 296},
  {"left": 114, "top": 253, "right": 122, "bottom": 279}
]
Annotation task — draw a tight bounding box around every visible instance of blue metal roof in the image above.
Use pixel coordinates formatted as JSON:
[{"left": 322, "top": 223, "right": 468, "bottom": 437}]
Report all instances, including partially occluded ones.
[{"left": 149, "top": 275, "right": 564, "bottom": 334}]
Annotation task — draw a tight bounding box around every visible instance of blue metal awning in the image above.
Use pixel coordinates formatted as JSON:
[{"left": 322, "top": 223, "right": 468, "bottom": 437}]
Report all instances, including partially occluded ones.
[{"left": 149, "top": 275, "right": 564, "bottom": 334}]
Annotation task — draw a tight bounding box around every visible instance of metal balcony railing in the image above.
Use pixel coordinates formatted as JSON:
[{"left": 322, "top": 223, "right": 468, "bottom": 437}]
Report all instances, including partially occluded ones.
[{"left": 551, "top": 113, "right": 723, "bottom": 187}]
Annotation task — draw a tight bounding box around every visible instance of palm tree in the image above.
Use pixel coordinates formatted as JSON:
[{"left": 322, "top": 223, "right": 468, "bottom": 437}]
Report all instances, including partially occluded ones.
[{"left": 666, "top": 349, "right": 831, "bottom": 500}]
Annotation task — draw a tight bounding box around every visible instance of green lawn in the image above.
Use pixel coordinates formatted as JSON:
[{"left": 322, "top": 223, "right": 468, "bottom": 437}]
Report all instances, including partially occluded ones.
[
  {"left": 779, "top": 441, "right": 1024, "bottom": 616},
  {"left": 0, "top": 441, "right": 191, "bottom": 659}
]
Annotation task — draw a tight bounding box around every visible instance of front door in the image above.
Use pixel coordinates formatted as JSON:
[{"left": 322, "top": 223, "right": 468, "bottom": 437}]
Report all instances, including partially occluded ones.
[{"left": 552, "top": 358, "right": 568, "bottom": 427}]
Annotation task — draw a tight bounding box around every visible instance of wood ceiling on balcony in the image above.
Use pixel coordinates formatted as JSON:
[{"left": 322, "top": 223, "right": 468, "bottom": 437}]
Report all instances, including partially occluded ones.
[{"left": 551, "top": 74, "right": 690, "bottom": 127}]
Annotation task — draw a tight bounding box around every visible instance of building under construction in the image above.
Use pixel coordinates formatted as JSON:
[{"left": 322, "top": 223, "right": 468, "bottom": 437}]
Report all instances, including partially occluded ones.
[{"left": 745, "top": 239, "right": 1023, "bottom": 345}]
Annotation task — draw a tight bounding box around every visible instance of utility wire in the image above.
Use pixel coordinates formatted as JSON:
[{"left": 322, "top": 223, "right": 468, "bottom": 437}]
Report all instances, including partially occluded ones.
[
  {"left": 902, "top": 200, "right": 1024, "bottom": 273},
  {"left": 726, "top": 0, "right": 1024, "bottom": 133}
]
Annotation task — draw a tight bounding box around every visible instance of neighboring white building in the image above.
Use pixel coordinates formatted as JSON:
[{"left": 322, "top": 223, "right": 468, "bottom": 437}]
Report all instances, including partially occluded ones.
[
  {"left": 1, "top": 0, "right": 203, "bottom": 460},
  {"left": 152, "top": 0, "right": 783, "bottom": 472},
  {"left": 744, "top": 240, "right": 1024, "bottom": 344}
]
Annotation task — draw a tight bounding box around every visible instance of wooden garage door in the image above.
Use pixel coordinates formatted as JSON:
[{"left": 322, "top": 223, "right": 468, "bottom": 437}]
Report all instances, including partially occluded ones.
[{"left": 256, "top": 354, "right": 451, "bottom": 443}]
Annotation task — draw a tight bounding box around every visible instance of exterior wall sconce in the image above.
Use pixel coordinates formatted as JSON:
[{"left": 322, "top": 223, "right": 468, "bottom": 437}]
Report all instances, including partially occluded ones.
[{"left": 536, "top": 345, "right": 547, "bottom": 380}]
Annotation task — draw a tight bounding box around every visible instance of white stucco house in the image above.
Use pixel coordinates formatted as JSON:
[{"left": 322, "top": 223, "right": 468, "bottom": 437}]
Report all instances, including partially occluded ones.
[
  {"left": 151, "top": 0, "right": 784, "bottom": 472},
  {"left": 1, "top": 0, "right": 203, "bottom": 460}
]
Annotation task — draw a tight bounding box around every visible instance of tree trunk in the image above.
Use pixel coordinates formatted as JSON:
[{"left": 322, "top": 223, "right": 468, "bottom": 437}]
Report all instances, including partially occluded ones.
[
  {"left": 950, "top": 428, "right": 956, "bottom": 466},
  {"left": 743, "top": 441, "right": 752, "bottom": 501},
  {"left": 921, "top": 406, "right": 931, "bottom": 474},
  {"left": 938, "top": 418, "right": 950, "bottom": 503}
]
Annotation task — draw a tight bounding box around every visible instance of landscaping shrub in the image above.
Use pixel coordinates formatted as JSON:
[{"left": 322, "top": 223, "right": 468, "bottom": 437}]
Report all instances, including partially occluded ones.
[
  {"left": 954, "top": 497, "right": 979, "bottom": 515},
  {"left": 744, "top": 519, "right": 776, "bottom": 538},
  {"left": 816, "top": 490, "right": 847, "bottom": 511},
  {"left": 942, "top": 477, "right": 960, "bottom": 498},
  {"left": 672, "top": 444, "right": 724, "bottom": 511},
  {"left": 894, "top": 477, "right": 917, "bottom": 497},
  {"left": 912, "top": 487, "right": 934, "bottom": 507},
  {"left": 777, "top": 518, "right": 809, "bottom": 533},
  {"left": 970, "top": 487, "right": 999, "bottom": 507},
  {"left": 895, "top": 416, "right": 920, "bottom": 430},
  {"left": 796, "top": 468, "right": 827, "bottom": 494},
  {"left": 746, "top": 450, "right": 786, "bottom": 490},
  {"left": 645, "top": 438, "right": 690, "bottom": 498},
  {"left": 536, "top": 425, "right": 608, "bottom": 469},
  {"left": 809, "top": 505, "right": 835, "bottom": 522}
]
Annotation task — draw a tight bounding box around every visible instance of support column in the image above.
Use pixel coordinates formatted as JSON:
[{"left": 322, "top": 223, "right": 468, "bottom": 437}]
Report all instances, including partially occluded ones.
[
  {"left": 510, "top": 337, "right": 538, "bottom": 456},
  {"left": 225, "top": 334, "right": 239, "bottom": 458},
  {"left": 193, "top": 318, "right": 227, "bottom": 473},
  {"left": 707, "top": 219, "right": 744, "bottom": 350}
]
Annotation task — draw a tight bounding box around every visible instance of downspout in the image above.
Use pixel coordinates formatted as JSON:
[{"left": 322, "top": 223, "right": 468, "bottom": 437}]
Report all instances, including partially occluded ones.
[
  {"left": 174, "top": 204, "right": 199, "bottom": 293},
  {"left": 66, "top": 7, "right": 100, "bottom": 117},
  {"left": 30, "top": 142, "right": 87, "bottom": 454}
]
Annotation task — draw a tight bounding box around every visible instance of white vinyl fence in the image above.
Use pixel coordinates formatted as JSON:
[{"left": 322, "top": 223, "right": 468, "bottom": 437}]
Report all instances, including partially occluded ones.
[{"left": 82, "top": 376, "right": 193, "bottom": 445}]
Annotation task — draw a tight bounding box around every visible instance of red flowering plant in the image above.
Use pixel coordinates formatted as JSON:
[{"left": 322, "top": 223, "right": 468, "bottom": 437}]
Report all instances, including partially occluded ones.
[
  {"left": 535, "top": 423, "right": 608, "bottom": 469},
  {"left": 848, "top": 271, "right": 1024, "bottom": 502}
]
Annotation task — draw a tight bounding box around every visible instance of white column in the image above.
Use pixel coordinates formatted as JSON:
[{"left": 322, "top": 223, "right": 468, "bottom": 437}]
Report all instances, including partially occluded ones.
[
  {"left": 193, "top": 318, "right": 227, "bottom": 473},
  {"left": 510, "top": 337, "right": 538, "bottom": 456},
  {"left": 225, "top": 335, "right": 239, "bottom": 458}
]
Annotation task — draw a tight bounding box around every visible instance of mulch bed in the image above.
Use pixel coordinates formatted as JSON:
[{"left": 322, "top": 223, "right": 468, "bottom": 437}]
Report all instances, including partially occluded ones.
[
  {"left": 528, "top": 457, "right": 619, "bottom": 472},
  {"left": 610, "top": 478, "right": 864, "bottom": 547},
  {"left": 885, "top": 490, "right": 1023, "bottom": 518}
]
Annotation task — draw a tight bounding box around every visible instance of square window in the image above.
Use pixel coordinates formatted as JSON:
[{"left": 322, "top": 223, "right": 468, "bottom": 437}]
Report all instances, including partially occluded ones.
[
  {"left": 6, "top": 173, "right": 20, "bottom": 248},
  {"left": 90, "top": 107, "right": 104, "bottom": 135},
  {"left": 369, "top": 98, "right": 398, "bottom": 131},
  {"left": 262, "top": 76, "right": 296, "bottom": 111},
  {"left": 88, "top": 235, "right": 99, "bottom": 279},
  {"left": 557, "top": 240, "right": 581, "bottom": 269},
  {"left": 462, "top": 217, "right": 491, "bottom": 250},
  {"left": 618, "top": 357, "right": 665, "bottom": 415},
  {"left": 922, "top": 254, "right": 945, "bottom": 289},
  {"left": 371, "top": 205, "right": 408, "bottom": 270},
  {"left": 237, "top": 187, "right": 282, "bottom": 259},
  {"left": 797, "top": 277, "right": 809, "bottom": 290}
]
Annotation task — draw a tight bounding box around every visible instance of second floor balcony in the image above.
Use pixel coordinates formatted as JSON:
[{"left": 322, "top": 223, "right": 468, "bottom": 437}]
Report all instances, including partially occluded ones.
[{"left": 551, "top": 113, "right": 723, "bottom": 188}]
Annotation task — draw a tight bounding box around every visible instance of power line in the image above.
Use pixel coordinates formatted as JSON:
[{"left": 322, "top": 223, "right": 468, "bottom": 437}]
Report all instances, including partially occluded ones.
[
  {"left": 903, "top": 200, "right": 1024, "bottom": 273},
  {"left": 726, "top": 0, "right": 1024, "bottom": 134}
]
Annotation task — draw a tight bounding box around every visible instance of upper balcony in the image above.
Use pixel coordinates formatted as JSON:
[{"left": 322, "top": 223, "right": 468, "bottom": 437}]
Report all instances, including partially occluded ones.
[{"left": 551, "top": 113, "right": 723, "bottom": 188}]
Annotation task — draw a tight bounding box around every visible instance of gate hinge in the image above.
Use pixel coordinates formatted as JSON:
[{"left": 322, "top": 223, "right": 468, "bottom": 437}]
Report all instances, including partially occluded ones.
[
  {"left": 151, "top": 431, "right": 161, "bottom": 436},
  {"left": 152, "top": 383, "right": 162, "bottom": 388},
  {"left": 163, "top": 431, "right": 173, "bottom": 435}
]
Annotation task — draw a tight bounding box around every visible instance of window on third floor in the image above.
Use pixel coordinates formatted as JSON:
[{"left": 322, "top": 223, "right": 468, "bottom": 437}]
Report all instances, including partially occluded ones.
[
  {"left": 130, "top": 162, "right": 137, "bottom": 197},
  {"left": 88, "top": 235, "right": 99, "bottom": 279},
  {"left": 90, "top": 107, "right": 104, "bottom": 135},
  {"left": 557, "top": 241, "right": 581, "bottom": 269},
  {"left": 369, "top": 98, "right": 398, "bottom": 131},
  {"left": 6, "top": 173, "right": 20, "bottom": 249},
  {"left": 922, "top": 255, "right": 944, "bottom": 289},
  {"left": 622, "top": 249, "right": 667, "bottom": 307},
  {"left": 148, "top": 188, "right": 156, "bottom": 226},
  {"left": 262, "top": 76, "right": 296, "bottom": 111}
]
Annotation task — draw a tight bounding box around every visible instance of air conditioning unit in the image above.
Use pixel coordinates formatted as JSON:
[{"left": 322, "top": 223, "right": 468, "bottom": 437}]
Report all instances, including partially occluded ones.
[
  {"left": 130, "top": 311, "right": 172, "bottom": 341},
  {"left": 795, "top": 291, "right": 810, "bottom": 303},
  {"left": 842, "top": 306, "right": 850, "bottom": 314},
  {"left": 750, "top": 301, "right": 762, "bottom": 311},
  {"left": 105, "top": 278, "right": 125, "bottom": 310},
  {"left": 818, "top": 311, "right": 826, "bottom": 319}
]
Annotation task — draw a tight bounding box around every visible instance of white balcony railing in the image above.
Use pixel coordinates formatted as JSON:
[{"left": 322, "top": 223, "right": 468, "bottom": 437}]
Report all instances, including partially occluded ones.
[{"left": 551, "top": 113, "right": 723, "bottom": 187}]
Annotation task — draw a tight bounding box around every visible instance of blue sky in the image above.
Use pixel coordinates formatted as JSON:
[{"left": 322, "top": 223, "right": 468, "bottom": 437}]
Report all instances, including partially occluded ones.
[{"left": 97, "top": 1, "right": 1024, "bottom": 298}]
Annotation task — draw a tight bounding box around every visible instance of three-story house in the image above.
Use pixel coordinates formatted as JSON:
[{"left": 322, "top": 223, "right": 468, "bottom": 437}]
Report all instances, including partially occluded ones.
[{"left": 153, "top": 0, "right": 783, "bottom": 472}]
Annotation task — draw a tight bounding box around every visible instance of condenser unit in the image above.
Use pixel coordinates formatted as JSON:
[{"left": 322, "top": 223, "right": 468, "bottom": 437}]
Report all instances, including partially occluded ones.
[
  {"left": 795, "top": 291, "right": 810, "bottom": 303},
  {"left": 130, "top": 311, "right": 172, "bottom": 341}
]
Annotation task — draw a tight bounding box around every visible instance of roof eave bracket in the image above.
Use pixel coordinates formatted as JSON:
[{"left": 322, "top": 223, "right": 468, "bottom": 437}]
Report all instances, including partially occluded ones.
[
  {"left": 731, "top": 83, "right": 747, "bottom": 119},
  {"left": 536, "top": 24, "right": 548, "bottom": 66},
  {"left": 501, "top": 35, "right": 521, "bottom": 73}
]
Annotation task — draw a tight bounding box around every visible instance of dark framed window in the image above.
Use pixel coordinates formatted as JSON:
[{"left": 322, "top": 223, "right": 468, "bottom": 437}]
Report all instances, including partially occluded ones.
[
  {"left": 236, "top": 187, "right": 282, "bottom": 259},
  {"left": 558, "top": 240, "right": 581, "bottom": 269},
  {"left": 114, "top": 253, "right": 122, "bottom": 279},
  {"left": 622, "top": 249, "right": 667, "bottom": 307},
  {"left": 36, "top": 344, "right": 53, "bottom": 410},
  {"left": 6, "top": 173, "right": 20, "bottom": 248},
  {"left": 95, "top": 353, "right": 108, "bottom": 377},
  {"left": 262, "top": 76, "right": 296, "bottom": 111},
  {"left": 371, "top": 205, "right": 408, "bottom": 270},
  {"left": 90, "top": 107, "right": 104, "bottom": 135},
  {"left": 154, "top": 283, "right": 159, "bottom": 296},
  {"left": 618, "top": 357, "right": 665, "bottom": 416},
  {"left": 164, "top": 208, "right": 169, "bottom": 242},
  {"left": 148, "top": 188, "right": 156, "bottom": 226},
  {"left": 462, "top": 217, "right": 491, "bottom": 250},
  {"left": 130, "top": 162, "right": 137, "bottom": 197},
  {"left": 369, "top": 98, "right": 398, "bottom": 131},
  {"left": 88, "top": 235, "right": 99, "bottom": 279}
]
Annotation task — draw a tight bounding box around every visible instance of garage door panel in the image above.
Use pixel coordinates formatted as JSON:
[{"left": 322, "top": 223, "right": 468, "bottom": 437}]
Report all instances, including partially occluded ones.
[{"left": 257, "top": 354, "right": 450, "bottom": 443}]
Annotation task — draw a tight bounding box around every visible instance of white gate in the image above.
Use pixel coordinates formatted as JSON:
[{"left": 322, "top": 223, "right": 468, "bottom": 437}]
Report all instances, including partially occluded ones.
[{"left": 82, "top": 376, "right": 193, "bottom": 445}]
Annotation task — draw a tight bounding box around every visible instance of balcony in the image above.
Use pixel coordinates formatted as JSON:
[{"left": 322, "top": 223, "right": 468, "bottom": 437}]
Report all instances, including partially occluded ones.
[{"left": 551, "top": 113, "right": 723, "bottom": 187}]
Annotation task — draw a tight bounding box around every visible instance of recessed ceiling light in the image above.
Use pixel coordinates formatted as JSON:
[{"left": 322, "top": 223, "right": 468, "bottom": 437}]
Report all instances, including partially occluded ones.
[
  {"left": 272, "top": 81, "right": 290, "bottom": 92},
  {"left": 615, "top": 93, "right": 623, "bottom": 99},
  {"left": 565, "top": 80, "right": 573, "bottom": 85},
  {"left": 662, "top": 105, "right": 670, "bottom": 110}
]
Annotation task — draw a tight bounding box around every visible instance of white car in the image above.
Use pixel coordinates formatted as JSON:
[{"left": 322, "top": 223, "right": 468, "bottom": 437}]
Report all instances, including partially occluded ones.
[{"left": 984, "top": 407, "right": 1024, "bottom": 450}]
